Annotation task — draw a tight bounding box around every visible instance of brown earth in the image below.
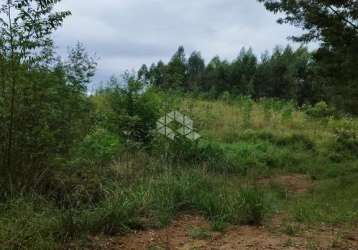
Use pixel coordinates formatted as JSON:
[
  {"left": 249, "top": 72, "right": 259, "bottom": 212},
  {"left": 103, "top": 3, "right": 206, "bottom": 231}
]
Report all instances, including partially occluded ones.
[{"left": 87, "top": 213, "right": 358, "bottom": 250}]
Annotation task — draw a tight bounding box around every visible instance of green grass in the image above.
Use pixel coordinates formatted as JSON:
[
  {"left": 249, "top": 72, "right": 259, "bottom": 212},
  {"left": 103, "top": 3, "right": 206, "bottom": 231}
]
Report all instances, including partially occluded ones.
[
  {"left": 188, "top": 226, "right": 212, "bottom": 239},
  {"left": 76, "top": 169, "right": 276, "bottom": 235},
  {"left": 1, "top": 95, "right": 357, "bottom": 249},
  {"left": 0, "top": 197, "right": 63, "bottom": 250},
  {"left": 290, "top": 175, "right": 358, "bottom": 224},
  {"left": 0, "top": 169, "right": 280, "bottom": 249}
]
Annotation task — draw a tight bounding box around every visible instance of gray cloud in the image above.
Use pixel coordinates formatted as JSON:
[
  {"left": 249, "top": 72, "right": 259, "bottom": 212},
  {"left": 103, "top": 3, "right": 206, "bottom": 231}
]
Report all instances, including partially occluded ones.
[{"left": 53, "top": 0, "right": 308, "bottom": 83}]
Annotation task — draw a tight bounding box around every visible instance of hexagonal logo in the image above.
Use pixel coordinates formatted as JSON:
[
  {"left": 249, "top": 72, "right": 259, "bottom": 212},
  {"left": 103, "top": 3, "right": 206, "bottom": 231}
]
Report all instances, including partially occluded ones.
[{"left": 157, "top": 111, "right": 200, "bottom": 141}]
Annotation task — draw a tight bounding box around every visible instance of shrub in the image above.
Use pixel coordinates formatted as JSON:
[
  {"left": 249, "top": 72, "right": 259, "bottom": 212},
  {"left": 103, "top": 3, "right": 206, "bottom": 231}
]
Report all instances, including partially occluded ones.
[
  {"left": 106, "top": 77, "right": 161, "bottom": 145},
  {"left": 74, "top": 128, "right": 123, "bottom": 166},
  {"left": 48, "top": 166, "right": 105, "bottom": 208},
  {"left": 304, "top": 101, "right": 335, "bottom": 118},
  {"left": 237, "top": 187, "right": 267, "bottom": 225},
  {"left": 332, "top": 128, "right": 358, "bottom": 157},
  {"left": 219, "top": 91, "right": 231, "bottom": 103}
]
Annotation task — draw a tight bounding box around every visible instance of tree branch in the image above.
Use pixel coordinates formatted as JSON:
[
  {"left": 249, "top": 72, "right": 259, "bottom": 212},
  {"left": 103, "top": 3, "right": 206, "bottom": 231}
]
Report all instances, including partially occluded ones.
[{"left": 327, "top": 5, "right": 358, "bottom": 30}]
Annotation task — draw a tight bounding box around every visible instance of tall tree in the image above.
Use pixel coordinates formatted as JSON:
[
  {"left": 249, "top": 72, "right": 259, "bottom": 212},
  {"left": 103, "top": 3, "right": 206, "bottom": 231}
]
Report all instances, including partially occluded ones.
[
  {"left": 166, "top": 46, "right": 187, "bottom": 89},
  {"left": 187, "top": 51, "right": 205, "bottom": 91},
  {"left": 137, "top": 64, "right": 149, "bottom": 84},
  {"left": 0, "top": 0, "right": 70, "bottom": 192},
  {"left": 230, "top": 48, "right": 257, "bottom": 96},
  {"left": 258, "top": 0, "right": 358, "bottom": 113},
  {"left": 204, "top": 56, "right": 230, "bottom": 95}
]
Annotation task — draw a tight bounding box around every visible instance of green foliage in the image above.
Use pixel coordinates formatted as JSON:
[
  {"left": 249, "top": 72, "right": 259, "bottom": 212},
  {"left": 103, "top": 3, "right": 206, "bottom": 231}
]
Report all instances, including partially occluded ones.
[
  {"left": 291, "top": 176, "right": 358, "bottom": 224},
  {"left": 187, "top": 226, "right": 212, "bottom": 239},
  {"left": 0, "top": 197, "right": 63, "bottom": 250},
  {"left": 0, "top": 1, "right": 96, "bottom": 195},
  {"left": 74, "top": 128, "right": 122, "bottom": 166},
  {"left": 48, "top": 166, "right": 105, "bottom": 208},
  {"left": 0, "top": 94, "right": 357, "bottom": 249},
  {"left": 237, "top": 187, "right": 268, "bottom": 225},
  {"left": 104, "top": 76, "right": 161, "bottom": 145},
  {"left": 332, "top": 128, "right": 358, "bottom": 158},
  {"left": 258, "top": 0, "right": 358, "bottom": 114},
  {"left": 145, "top": 46, "right": 319, "bottom": 109},
  {"left": 304, "top": 101, "right": 335, "bottom": 118},
  {"left": 241, "top": 97, "right": 253, "bottom": 128},
  {"left": 77, "top": 170, "right": 273, "bottom": 235},
  {"left": 0, "top": 0, "right": 357, "bottom": 249}
]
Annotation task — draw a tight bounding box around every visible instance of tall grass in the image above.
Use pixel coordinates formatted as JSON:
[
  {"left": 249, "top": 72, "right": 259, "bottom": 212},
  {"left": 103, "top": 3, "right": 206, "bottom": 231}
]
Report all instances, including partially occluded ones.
[
  {"left": 0, "top": 168, "right": 279, "bottom": 249},
  {"left": 1, "top": 94, "right": 357, "bottom": 249}
]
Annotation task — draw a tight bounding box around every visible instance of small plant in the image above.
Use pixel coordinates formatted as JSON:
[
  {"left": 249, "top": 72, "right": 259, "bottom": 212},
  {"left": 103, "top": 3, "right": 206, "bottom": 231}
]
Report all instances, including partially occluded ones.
[
  {"left": 283, "top": 223, "right": 300, "bottom": 236},
  {"left": 241, "top": 98, "right": 253, "bottom": 129},
  {"left": 187, "top": 226, "right": 212, "bottom": 239},
  {"left": 304, "top": 101, "right": 335, "bottom": 118},
  {"left": 238, "top": 187, "right": 267, "bottom": 225},
  {"left": 262, "top": 99, "right": 273, "bottom": 124},
  {"left": 281, "top": 105, "right": 294, "bottom": 122},
  {"left": 219, "top": 91, "right": 231, "bottom": 103},
  {"left": 333, "top": 128, "right": 358, "bottom": 155},
  {"left": 210, "top": 217, "right": 227, "bottom": 232},
  {"left": 283, "top": 239, "right": 295, "bottom": 247}
]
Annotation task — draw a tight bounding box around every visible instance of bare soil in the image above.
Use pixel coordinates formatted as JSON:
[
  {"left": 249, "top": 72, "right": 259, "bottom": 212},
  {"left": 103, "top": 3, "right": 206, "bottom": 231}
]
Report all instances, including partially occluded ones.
[{"left": 87, "top": 213, "right": 358, "bottom": 250}]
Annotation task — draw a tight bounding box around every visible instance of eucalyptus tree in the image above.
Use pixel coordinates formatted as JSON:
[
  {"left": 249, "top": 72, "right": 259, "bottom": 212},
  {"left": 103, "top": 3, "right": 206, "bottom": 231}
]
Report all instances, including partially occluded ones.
[
  {"left": 187, "top": 51, "right": 205, "bottom": 91},
  {"left": 258, "top": 0, "right": 358, "bottom": 113},
  {"left": 0, "top": 0, "right": 70, "bottom": 192}
]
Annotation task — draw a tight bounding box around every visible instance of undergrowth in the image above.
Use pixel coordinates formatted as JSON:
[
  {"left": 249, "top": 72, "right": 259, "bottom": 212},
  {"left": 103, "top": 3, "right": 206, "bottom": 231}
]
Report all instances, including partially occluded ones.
[{"left": 1, "top": 94, "right": 357, "bottom": 249}]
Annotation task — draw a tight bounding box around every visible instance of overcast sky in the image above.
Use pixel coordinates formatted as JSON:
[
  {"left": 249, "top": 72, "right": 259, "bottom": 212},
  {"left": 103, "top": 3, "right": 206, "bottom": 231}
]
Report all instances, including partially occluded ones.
[{"left": 53, "top": 0, "right": 307, "bottom": 85}]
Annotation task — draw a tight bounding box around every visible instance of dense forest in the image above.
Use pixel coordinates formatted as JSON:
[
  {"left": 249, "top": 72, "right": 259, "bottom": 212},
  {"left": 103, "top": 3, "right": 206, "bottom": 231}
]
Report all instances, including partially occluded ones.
[{"left": 0, "top": 0, "right": 357, "bottom": 249}]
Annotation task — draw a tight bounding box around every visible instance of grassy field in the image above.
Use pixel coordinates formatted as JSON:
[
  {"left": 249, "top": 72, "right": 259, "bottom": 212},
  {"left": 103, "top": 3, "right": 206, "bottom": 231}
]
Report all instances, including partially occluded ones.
[{"left": 1, "top": 95, "right": 357, "bottom": 249}]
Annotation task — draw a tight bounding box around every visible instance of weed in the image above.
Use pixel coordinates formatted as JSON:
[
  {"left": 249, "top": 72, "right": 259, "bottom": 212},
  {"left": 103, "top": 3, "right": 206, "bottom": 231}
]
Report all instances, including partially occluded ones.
[
  {"left": 283, "top": 223, "right": 301, "bottom": 236},
  {"left": 73, "top": 128, "right": 123, "bottom": 166},
  {"left": 187, "top": 226, "right": 212, "bottom": 240},
  {"left": 0, "top": 197, "right": 63, "bottom": 250}
]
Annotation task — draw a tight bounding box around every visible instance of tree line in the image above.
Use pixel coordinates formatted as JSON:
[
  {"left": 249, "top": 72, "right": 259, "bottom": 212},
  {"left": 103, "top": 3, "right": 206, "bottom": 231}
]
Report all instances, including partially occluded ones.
[
  {"left": 137, "top": 0, "right": 357, "bottom": 115},
  {"left": 137, "top": 46, "right": 318, "bottom": 107}
]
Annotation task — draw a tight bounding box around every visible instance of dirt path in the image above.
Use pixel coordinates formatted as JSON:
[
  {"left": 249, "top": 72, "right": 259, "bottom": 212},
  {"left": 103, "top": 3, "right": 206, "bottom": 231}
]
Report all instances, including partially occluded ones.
[{"left": 88, "top": 213, "right": 358, "bottom": 250}]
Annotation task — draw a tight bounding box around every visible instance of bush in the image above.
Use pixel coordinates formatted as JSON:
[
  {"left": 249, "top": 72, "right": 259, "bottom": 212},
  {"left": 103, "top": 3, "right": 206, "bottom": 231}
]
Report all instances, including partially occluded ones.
[
  {"left": 74, "top": 128, "right": 122, "bottom": 166},
  {"left": 304, "top": 101, "right": 335, "bottom": 118},
  {"left": 237, "top": 187, "right": 268, "bottom": 225},
  {"left": 106, "top": 77, "right": 161, "bottom": 144},
  {"left": 332, "top": 128, "right": 358, "bottom": 157},
  {"left": 48, "top": 166, "right": 105, "bottom": 208},
  {"left": 219, "top": 91, "right": 231, "bottom": 103},
  {"left": 154, "top": 137, "right": 232, "bottom": 172}
]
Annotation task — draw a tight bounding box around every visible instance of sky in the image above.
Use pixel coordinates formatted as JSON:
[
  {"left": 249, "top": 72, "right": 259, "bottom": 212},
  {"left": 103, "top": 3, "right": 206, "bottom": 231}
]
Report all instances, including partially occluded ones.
[{"left": 53, "top": 0, "right": 307, "bottom": 85}]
